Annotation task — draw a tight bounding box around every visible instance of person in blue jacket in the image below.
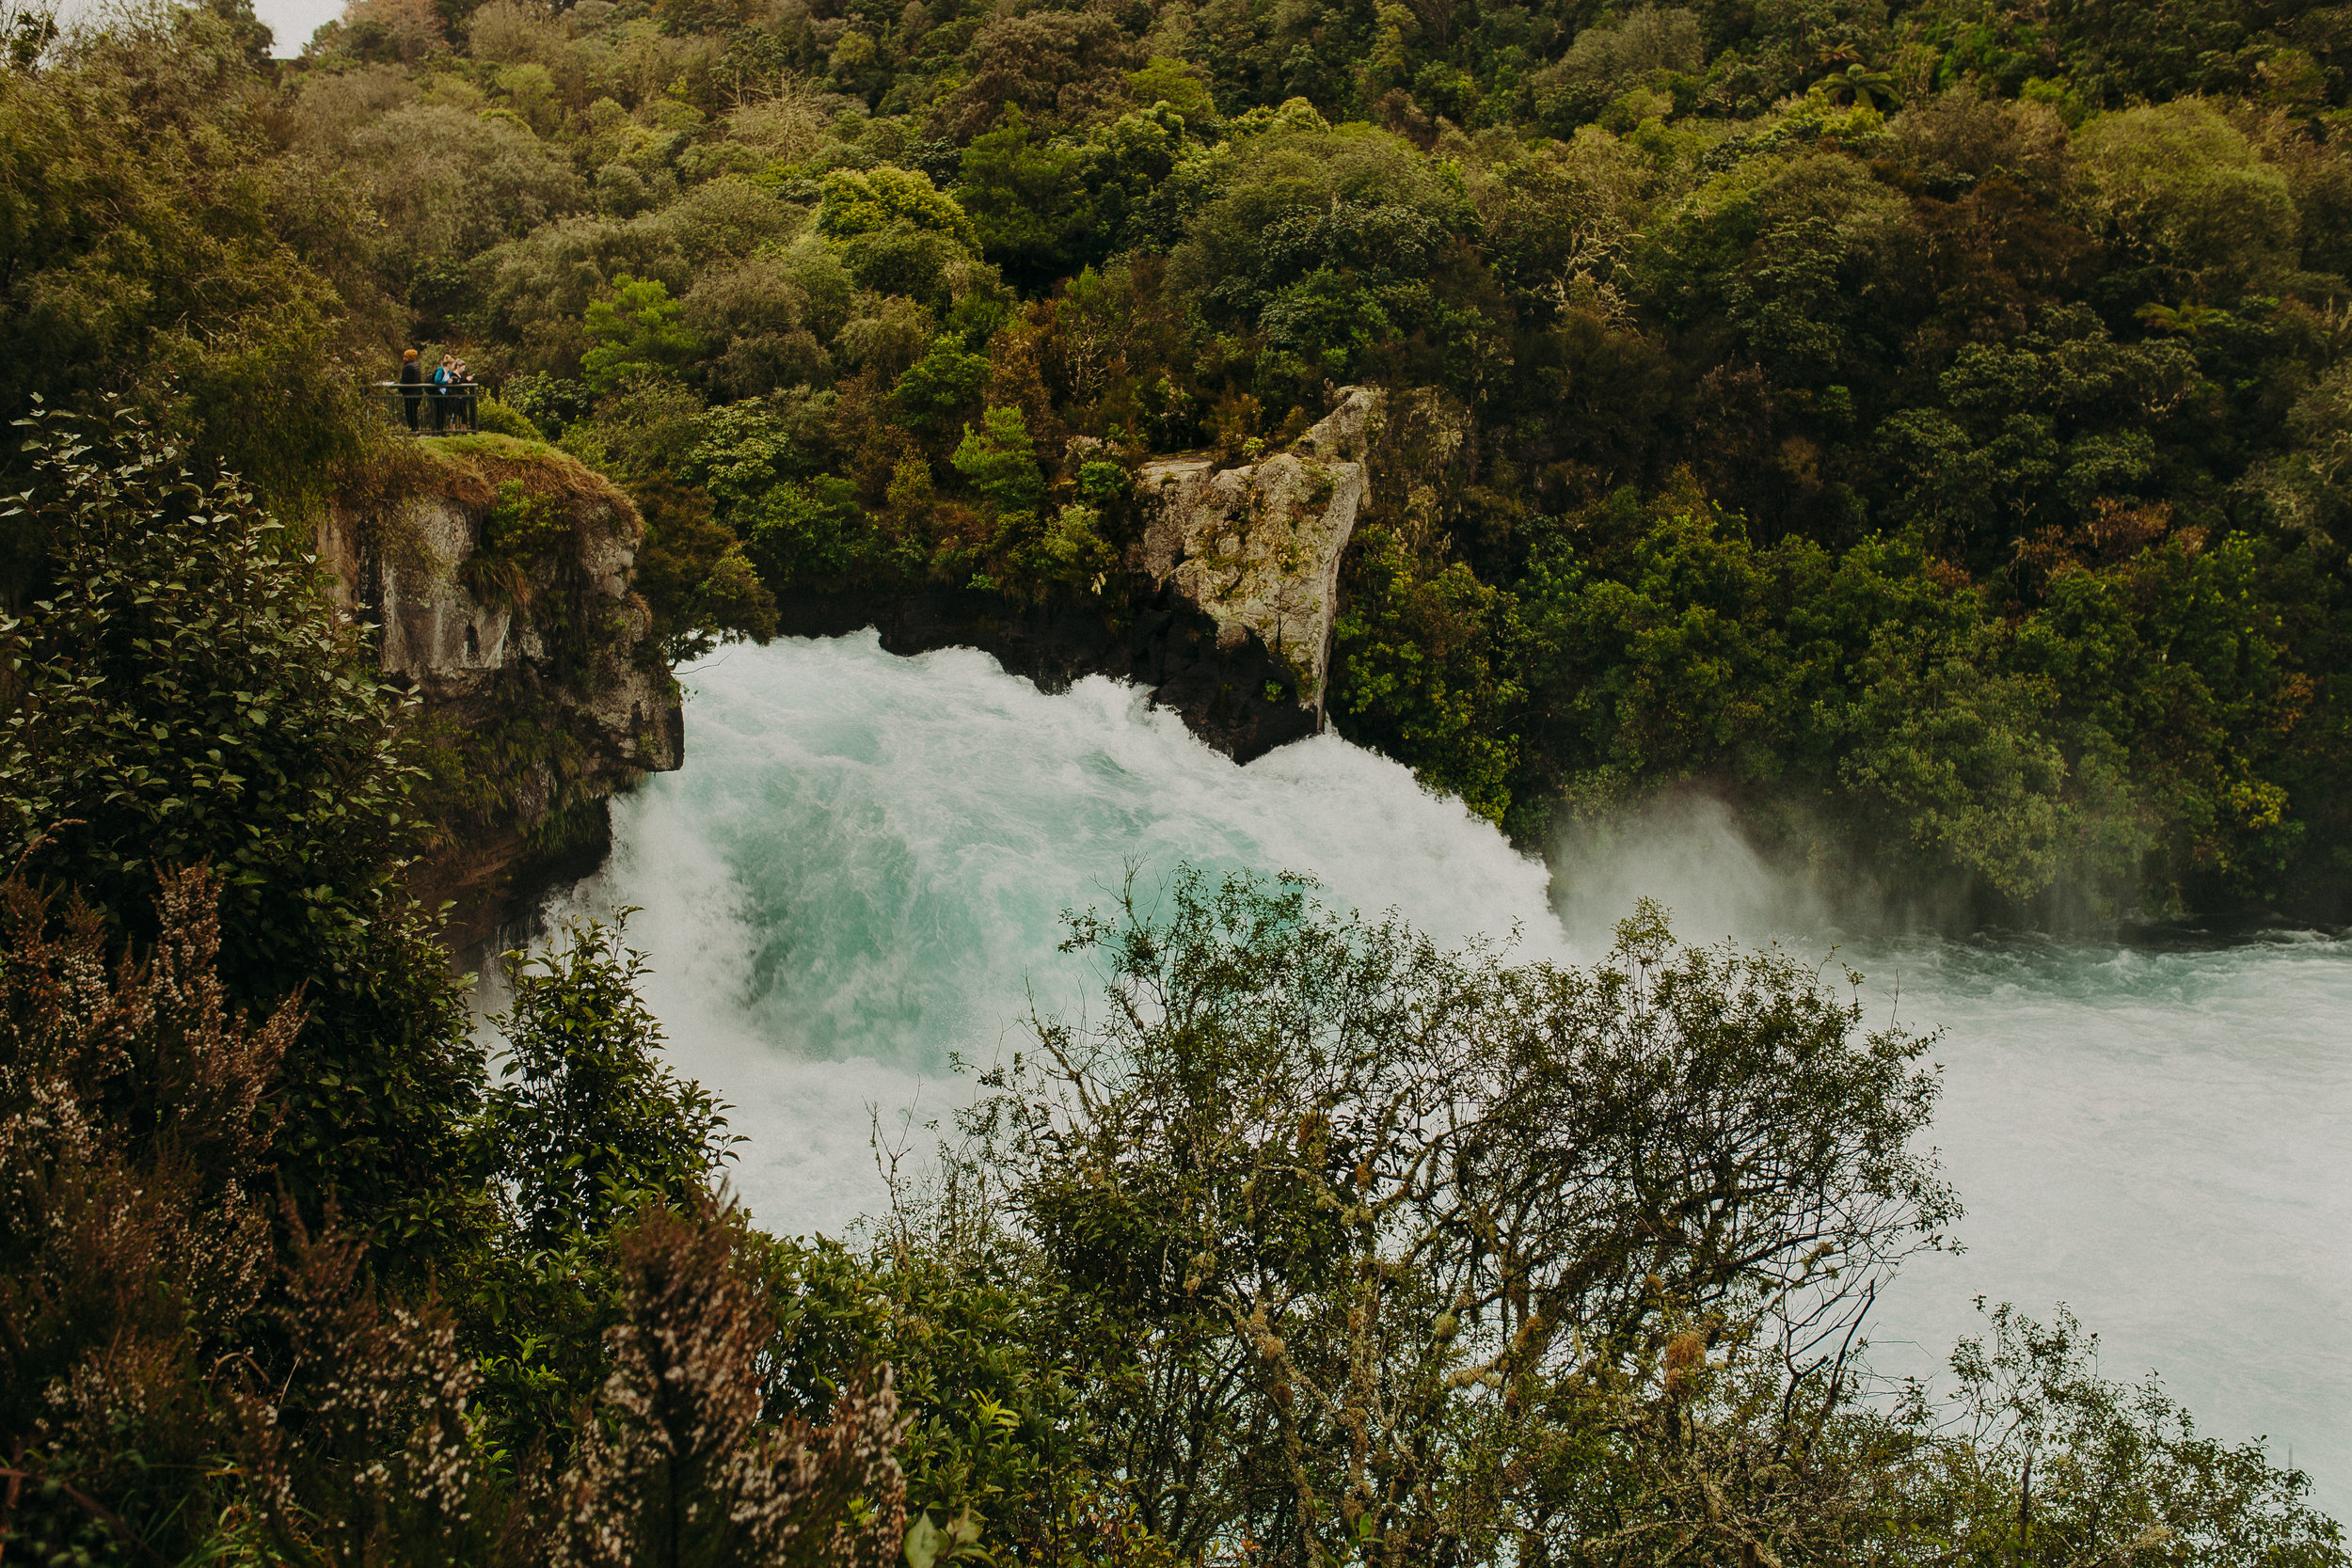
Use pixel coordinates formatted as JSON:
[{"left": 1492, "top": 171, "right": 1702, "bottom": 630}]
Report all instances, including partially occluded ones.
[{"left": 429, "top": 354, "right": 454, "bottom": 433}]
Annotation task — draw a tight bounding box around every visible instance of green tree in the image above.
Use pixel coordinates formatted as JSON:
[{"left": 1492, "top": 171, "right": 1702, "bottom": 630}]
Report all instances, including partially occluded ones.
[
  {"left": 0, "top": 404, "right": 484, "bottom": 1259},
  {"left": 742, "top": 474, "right": 874, "bottom": 589},
  {"left": 485, "top": 918, "right": 736, "bottom": 1254},
  {"left": 582, "top": 274, "right": 709, "bottom": 392},
  {"left": 816, "top": 165, "right": 979, "bottom": 250},
  {"left": 950, "top": 404, "right": 1047, "bottom": 515},
  {"left": 893, "top": 335, "right": 993, "bottom": 430},
  {"left": 2071, "top": 98, "right": 2302, "bottom": 301},
  {"left": 956, "top": 109, "right": 1098, "bottom": 289},
  {"left": 0, "top": 5, "right": 389, "bottom": 579},
  {"left": 1332, "top": 522, "right": 1524, "bottom": 824},
  {"left": 1899, "top": 1302, "right": 2346, "bottom": 1564},
  {"left": 974, "top": 868, "right": 1953, "bottom": 1564}
]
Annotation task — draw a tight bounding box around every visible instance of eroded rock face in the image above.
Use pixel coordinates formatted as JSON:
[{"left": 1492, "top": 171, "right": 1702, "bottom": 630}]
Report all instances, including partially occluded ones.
[
  {"left": 314, "top": 445, "right": 681, "bottom": 944},
  {"left": 1136, "top": 386, "right": 1381, "bottom": 721},
  {"left": 322, "top": 493, "right": 681, "bottom": 776},
  {"left": 772, "top": 387, "right": 1388, "bottom": 764}
]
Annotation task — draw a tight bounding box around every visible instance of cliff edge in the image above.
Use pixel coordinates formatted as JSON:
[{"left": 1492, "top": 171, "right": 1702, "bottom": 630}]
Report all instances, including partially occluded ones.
[
  {"left": 1135, "top": 386, "right": 1381, "bottom": 746},
  {"left": 315, "top": 435, "right": 682, "bottom": 945}
]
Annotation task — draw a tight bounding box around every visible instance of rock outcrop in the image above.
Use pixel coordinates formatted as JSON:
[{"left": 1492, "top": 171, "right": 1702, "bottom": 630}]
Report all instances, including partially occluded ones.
[
  {"left": 1135, "top": 385, "right": 1381, "bottom": 736},
  {"left": 314, "top": 436, "right": 681, "bottom": 945},
  {"left": 776, "top": 387, "right": 1385, "bottom": 763}
]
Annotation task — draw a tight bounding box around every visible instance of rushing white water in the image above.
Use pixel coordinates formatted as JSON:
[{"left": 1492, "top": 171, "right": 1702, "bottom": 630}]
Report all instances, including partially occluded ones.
[{"left": 532, "top": 631, "right": 2352, "bottom": 1515}]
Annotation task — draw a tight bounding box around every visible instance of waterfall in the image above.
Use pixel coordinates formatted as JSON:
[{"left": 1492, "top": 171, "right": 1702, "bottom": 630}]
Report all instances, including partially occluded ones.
[{"left": 520, "top": 629, "right": 2352, "bottom": 1513}]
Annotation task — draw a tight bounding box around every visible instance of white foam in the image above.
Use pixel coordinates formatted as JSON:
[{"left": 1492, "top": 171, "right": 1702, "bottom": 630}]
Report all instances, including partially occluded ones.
[{"left": 540, "top": 632, "right": 1563, "bottom": 1235}]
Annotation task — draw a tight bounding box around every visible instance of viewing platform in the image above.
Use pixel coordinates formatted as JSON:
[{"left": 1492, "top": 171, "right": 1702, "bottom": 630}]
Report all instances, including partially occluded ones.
[{"left": 373, "top": 378, "right": 481, "bottom": 436}]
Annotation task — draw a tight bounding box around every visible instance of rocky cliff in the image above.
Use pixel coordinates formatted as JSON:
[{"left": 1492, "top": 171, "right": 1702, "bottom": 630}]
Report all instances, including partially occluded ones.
[
  {"left": 1135, "top": 386, "right": 1381, "bottom": 744},
  {"left": 315, "top": 435, "right": 682, "bottom": 945},
  {"left": 778, "top": 387, "right": 1385, "bottom": 762}
]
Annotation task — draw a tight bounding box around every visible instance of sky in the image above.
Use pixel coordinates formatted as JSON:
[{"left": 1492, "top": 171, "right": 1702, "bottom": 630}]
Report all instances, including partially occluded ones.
[
  {"left": 50, "top": 0, "right": 347, "bottom": 55},
  {"left": 255, "top": 0, "right": 341, "bottom": 51}
]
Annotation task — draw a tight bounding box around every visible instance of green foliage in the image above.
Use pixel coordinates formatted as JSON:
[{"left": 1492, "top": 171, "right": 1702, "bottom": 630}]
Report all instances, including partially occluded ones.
[
  {"left": 485, "top": 918, "right": 737, "bottom": 1254},
  {"left": 1531, "top": 8, "right": 1706, "bottom": 131},
  {"left": 472, "top": 395, "right": 543, "bottom": 440},
  {"left": 682, "top": 392, "right": 836, "bottom": 512},
  {"left": 1166, "top": 124, "right": 1474, "bottom": 393},
  {"left": 458, "top": 478, "right": 573, "bottom": 607},
  {"left": 1871, "top": 304, "right": 2200, "bottom": 566},
  {"left": 501, "top": 372, "right": 596, "bottom": 436},
  {"left": 0, "top": 404, "right": 484, "bottom": 1254},
  {"left": 1333, "top": 522, "right": 1524, "bottom": 823},
  {"left": 742, "top": 473, "right": 871, "bottom": 589},
  {"left": 2073, "top": 99, "right": 2301, "bottom": 298},
  {"left": 950, "top": 405, "right": 1047, "bottom": 515},
  {"left": 893, "top": 336, "right": 993, "bottom": 428},
  {"left": 0, "top": 404, "right": 409, "bottom": 942},
  {"left": 635, "top": 483, "right": 781, "bottom": 661},
  {"left": 930, "top": 867, "right": 2345, "bottom": 1564},
  {"left": 0, "top": 4, "right": 387, "bottom": 560},
  {"left": 956, "top": 110, "right": 1097, "bottom": 288},
  {"left": 1127, "top": 57, "right": 1219, "bottom": 128},
  {"left": 993, "top": 503, "right": 1118, "bottom": 603},
  {"left": 817, "top": 165, "right": 978, "bottom": 250},
  {"left": 583, "top": 274, "right": 708, "bottom": 393},
  {"left": 1075, "top": 459, "right": 1129, "bottom": 503},
  {"left": 2, "top": 782, "right": 905, "bottom": 1565},
  {"left": 1840, "top": 621, "right": 2113, "bottom": 898},
  {"left": 1901, "top": 1302, "right": 2347, "bottom": 1564},
  {"left": 968, "top": 868, "right": 1957, "bottom": 1562},
  {"left": 744, "top": 1210, "right": 1097, "bottom": 1560},
  {"left": 0, "top": 862, "right": 910, "bottom": 1561}
]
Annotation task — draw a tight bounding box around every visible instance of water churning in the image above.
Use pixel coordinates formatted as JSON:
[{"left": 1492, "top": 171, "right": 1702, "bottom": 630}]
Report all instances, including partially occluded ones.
[{"left": 531, "top": 631, "right": 2352, "bottom": 1513}]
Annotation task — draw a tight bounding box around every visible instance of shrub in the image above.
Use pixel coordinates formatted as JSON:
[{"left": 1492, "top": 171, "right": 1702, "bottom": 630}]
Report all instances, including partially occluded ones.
[
  {"left": 473, "top": 394, "right": 544, "bottom": 439},
  {"left": 0, "top": 401, "right": 484, "bottom": 1257}
]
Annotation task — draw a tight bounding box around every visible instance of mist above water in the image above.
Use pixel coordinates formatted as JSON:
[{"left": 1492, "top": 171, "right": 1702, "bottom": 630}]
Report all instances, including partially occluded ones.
[
  {"left": 1548, "top": 792, "right": 1838, "bottom": 951},
  {"left": 525, "top": 631, "right": 2351, "bottom": 1515}
]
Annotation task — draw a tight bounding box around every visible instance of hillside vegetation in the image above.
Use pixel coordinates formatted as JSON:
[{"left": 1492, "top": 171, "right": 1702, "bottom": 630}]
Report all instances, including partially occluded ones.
[
  {"left": 2, "top": 3, "right": 2350, "bottom": 1560},
  {"left": 9, "top": 0, "right": 2347, "bottom": 916}
]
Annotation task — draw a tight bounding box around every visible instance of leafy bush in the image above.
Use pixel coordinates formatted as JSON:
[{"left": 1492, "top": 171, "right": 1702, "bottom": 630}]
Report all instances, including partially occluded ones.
[
  {"left": 485, "top": 917, "right": 738, "bottom": 1254},
  {"left": 0, "top": 402, "right": 484, "bottom": 1252},
  {"left": 473, "top": 395, "right": 544, "bottom": 439},
  {"left": 583, "top": 274, "right": 708, "bottom": 392}
]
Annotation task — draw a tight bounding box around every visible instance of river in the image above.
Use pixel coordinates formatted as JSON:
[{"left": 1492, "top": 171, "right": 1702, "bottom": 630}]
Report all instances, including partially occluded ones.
[{"left": 523, "top": 630, "right": 2351, "bottom": 1515}]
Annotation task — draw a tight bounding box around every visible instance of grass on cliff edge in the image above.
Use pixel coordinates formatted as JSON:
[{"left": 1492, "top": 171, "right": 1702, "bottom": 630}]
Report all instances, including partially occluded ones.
[{"left": 416, "top": 432, "right": 635, "bottom": 522}]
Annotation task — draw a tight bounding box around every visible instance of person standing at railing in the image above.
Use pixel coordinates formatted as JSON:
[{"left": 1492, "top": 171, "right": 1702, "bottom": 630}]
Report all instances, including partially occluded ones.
[
  {"left": 430, "top": 354, "right": 454, "bottom": 433},
  {"left": 453, "top": 357, "right": 475, "bottom": 430},
  {"left": 398, "top": 348, "right": 423, "bottom": 431}
]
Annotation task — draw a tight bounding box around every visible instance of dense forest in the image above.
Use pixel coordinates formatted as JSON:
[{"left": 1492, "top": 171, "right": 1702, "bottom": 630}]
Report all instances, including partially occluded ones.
[
  {"left": 2, "top": 0, "right": 2349, "bottom": 1557},
  {"left": 10, "top": 0, "right": 2352, "bottom": 917}
]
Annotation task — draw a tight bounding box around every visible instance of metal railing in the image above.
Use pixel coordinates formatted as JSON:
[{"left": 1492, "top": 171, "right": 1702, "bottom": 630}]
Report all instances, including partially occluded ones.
[{"left": 373, "top": 379, "right": 480, "bottom": 436}]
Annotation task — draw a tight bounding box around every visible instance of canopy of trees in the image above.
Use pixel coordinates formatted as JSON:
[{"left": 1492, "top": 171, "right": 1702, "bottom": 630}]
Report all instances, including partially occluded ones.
[
  {"left": 3, "top": 3, "right": 2350, "bottom": 1558},
  {"left": 8, "top": 0, "right": 2352, "bottom": 917}
]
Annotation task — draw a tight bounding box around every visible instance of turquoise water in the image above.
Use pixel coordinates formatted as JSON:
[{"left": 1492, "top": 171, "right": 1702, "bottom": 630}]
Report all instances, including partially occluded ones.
[{"left": 537, "top": 631, "right": 2352, "bottom": 1514}]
